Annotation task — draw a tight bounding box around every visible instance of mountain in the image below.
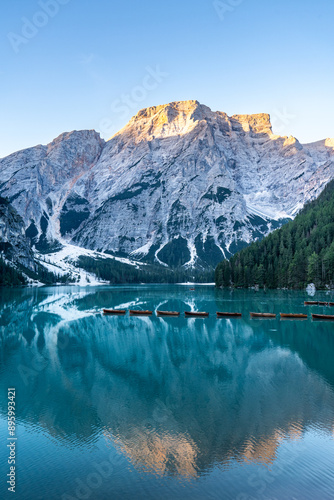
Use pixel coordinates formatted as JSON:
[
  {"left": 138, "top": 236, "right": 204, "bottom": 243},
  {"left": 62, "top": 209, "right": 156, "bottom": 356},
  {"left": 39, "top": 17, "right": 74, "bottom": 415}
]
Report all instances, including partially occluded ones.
[
  {"left": 0, "top": 130, "right": 104, "bottom": 252},
  {"left": 1, "top": 100, "right": 334, "bottom": 277},
  {"left": 215, "top": 179, "right": 334, "bottom": 289}
]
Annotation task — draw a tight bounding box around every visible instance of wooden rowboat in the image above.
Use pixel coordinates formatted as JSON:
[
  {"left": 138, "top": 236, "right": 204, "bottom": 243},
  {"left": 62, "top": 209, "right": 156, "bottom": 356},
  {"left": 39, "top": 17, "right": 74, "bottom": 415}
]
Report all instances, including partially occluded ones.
[
  {"left": 250, "top": 312, "right": 276, "bottom": 318},
  {"left": 280, "top": 313, "right": 308, "bottom": 319},
  {"left": 156, "top": 310, "right": 180, "bottom": 316},
  {"left": 185, "top": 311, "right": 209, "bottom": 317},
  {"left": 216, "top": 312, "right": 242, "bottom": 318},
  {"left": 318, "top": 301, "right": 329, "bottom": 306},
  {"left": 129, "top": 310, "right": 152, "bottom": 315},
  {"left": 312, "top": 313, "right": 334, "bottom": 320},
  {"left": 304, "top": 301, "right": 318, "bottom": 306},
  {"left": 103, "top": 309, "right": 126, "bottom": 315}
]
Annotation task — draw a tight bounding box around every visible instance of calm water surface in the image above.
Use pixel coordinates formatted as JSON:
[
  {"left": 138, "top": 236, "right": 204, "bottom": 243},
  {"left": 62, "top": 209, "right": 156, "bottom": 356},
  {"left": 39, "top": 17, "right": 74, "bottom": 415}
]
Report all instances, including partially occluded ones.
[{"left": 0, "top": 285, "right": 334, "bottom": 500}]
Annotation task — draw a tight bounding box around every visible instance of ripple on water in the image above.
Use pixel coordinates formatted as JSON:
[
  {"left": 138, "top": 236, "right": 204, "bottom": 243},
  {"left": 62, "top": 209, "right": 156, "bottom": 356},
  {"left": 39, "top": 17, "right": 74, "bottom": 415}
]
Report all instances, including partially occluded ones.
[{"left": 1, "top": 286, "right": 334, "bottom": 499}]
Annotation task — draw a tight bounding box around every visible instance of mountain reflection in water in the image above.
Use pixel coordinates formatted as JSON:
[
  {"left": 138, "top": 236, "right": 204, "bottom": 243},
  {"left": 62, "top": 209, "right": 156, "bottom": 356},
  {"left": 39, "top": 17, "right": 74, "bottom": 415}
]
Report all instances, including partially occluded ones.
[{"left": 1, "top": 285, "right": 334, "bottom": 499}]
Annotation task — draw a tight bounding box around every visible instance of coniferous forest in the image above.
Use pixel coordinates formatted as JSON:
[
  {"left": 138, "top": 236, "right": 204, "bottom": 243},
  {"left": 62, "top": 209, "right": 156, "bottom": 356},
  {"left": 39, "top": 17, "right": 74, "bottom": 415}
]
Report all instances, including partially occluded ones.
[
  {"left": 4, "top": 178, "right": 334, "bottom": 288},
  {"left": 0, "top": 258, "right": 26, "bottom": 286},
  {"left": 215, "top": 179, "right": 334, "bottom": 289},
  {"left": 77, "top": 256, "right": 214, "bottom": 284}
]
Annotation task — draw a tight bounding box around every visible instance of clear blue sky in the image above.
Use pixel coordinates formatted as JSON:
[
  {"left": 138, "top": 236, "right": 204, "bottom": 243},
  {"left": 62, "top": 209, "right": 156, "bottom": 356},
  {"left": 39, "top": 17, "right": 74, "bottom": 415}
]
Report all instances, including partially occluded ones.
[{"left": 0, "top": 0, "right": 333, "bottom": 158}]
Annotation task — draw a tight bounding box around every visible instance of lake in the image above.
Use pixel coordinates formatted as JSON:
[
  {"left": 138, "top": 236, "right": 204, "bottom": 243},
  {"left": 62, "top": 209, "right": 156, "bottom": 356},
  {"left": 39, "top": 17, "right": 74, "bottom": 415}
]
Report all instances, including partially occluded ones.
[{"left": 0, "top": 285, "right": 334, "bottom": 500}]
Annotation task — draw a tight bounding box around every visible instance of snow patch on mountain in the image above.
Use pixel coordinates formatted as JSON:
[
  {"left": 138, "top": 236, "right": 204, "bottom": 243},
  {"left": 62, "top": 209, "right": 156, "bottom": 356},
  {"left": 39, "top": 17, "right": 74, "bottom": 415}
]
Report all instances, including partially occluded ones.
[
  {"left": 1, "top": 100, "right": 334, "bottom": 272},
  {"left": 35, "top": 243, "right": 145, "bottom": 285}
]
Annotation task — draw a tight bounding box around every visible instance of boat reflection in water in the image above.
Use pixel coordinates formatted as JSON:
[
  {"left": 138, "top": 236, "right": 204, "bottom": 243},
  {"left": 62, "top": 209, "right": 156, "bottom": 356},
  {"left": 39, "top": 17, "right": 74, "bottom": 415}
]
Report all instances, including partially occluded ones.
[{"left": 1, "top": 285, "right": 334, "bottom": 499}]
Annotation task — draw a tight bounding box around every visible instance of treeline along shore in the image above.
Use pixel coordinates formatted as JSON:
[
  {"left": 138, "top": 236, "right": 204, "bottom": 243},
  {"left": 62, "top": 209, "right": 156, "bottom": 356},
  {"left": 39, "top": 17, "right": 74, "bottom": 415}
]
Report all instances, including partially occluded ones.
[{"left": 215, "top": 180, "right": 334, "bottom": 290}]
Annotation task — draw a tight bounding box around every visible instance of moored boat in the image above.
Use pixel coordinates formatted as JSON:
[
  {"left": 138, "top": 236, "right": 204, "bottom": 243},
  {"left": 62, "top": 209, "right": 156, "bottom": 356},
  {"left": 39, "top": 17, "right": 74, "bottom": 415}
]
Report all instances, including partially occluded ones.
[
  {"left": 312, "top": 313, "right": 334, "bottom": 320},
  {"left": 216, "top": 312, "right": 242, "bottom": 318},
  {"left": 328, "top": 302, "right": 334, "bottom": 306},
  {"left": 280, "top": 313, "right": 308, "bottom": 319},
  {"left": 250, "top": 312, "right": 276, "bottom": 318},
  {"left": 129, "top": 310, "right": 152, "bottom": 315},
  {"left": 103, "top": 309, "right": 126, "bottom": 315},
  {"left": 185, "top": 311, "right": 209, "bottom": 317},
  {"left": 304, "top": 301, "right": 318, "bottom": 305},
  {"left": 318, "top": 301, "right": 329, "bottom": 306},
  {"left": 156, "top": 310, "right": 180, "bottom": 316}
]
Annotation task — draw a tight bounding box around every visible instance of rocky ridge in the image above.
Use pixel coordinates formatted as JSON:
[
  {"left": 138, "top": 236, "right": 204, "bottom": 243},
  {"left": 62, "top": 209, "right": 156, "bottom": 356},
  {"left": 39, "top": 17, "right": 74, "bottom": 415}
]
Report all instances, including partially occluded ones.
[{"left": 1, "top": 100, "right": 334, "bottom": 272}]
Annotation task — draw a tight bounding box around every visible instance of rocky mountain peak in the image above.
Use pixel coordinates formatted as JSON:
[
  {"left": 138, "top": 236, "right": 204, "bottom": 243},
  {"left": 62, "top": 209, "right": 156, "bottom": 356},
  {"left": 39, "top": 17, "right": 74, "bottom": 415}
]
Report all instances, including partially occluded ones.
[
  {"left": 231, "top": 113, "right": 273, "bottom": 135},
  {"left": 41, "top": 130, "right": 105, "bottom": 176},
  {"left": 112, "top": 100, "right": 218, "bottom": 143},
  {"left": 282, "top": 135, "right": 299, "bottom": 147},
  {"left": 47, "top": 129, "right": 104, "bottom": 151},
  {"left": 132, "top": 100, "right": 203, "bottom": 122},
  {"left": 1, "top": 100, "right": 334, "bottom": 273},
  {"left": 112, "top": 101, "right": 275, "bottom": 146}
]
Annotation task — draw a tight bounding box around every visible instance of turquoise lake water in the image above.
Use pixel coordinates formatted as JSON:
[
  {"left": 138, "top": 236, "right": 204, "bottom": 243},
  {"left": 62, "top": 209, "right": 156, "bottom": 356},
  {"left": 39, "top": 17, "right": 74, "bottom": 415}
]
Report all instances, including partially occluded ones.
[{"left": 0, "top": 285, "right": 334, "bottom": 499}]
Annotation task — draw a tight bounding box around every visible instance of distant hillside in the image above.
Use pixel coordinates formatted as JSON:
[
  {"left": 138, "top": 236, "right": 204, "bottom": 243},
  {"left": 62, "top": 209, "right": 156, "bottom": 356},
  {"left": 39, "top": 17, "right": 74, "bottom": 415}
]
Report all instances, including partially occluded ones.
[{"left": 215, "top": 179, "right": 334, "bottom": 289}]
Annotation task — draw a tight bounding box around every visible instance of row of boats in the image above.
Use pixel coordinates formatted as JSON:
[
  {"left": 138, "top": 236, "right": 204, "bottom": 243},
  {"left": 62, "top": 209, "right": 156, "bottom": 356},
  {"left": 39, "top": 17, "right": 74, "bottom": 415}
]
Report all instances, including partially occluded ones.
[
  {"left": 102, "top": 309, "right": 334, "bottom": 320},
  {"left": 304, "top": 300, "right": 334, "bottom": 306}
]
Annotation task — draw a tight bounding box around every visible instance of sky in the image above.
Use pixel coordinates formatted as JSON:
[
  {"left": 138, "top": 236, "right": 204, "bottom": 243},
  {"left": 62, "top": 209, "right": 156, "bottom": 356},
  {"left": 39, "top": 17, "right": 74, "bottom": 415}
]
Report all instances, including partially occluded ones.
[{"left": 0, "top": 0, "right": 333, "bottom": 158}]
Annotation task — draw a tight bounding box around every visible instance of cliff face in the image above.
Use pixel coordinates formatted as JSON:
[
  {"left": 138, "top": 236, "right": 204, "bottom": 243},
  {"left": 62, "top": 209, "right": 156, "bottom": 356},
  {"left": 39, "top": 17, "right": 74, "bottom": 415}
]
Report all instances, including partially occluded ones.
[
  {"left": 0, "top": 130, "right": 105, "bottom": 252},
  {"left": 0, "top": 101, "right": 334, "bottom": 269},
  {"left": 0, "top": 197, "right": 35, "bottom": 270},
  {"left": 72, "top": 101, "right": 334, "bottom": 267}
]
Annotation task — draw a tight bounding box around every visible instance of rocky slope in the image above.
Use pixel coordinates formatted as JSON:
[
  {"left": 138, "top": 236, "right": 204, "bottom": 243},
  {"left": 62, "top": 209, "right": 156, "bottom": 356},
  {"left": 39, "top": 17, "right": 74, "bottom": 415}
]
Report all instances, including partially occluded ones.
[
  {"left": 0, "top": 196, "right": 35, "bottom": 270},
  {"left": 0, "top": 130, "right": 104, "bottom": 252},
  {"left": 1, "top": 100, "right": 334, "bottom": 270}
]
